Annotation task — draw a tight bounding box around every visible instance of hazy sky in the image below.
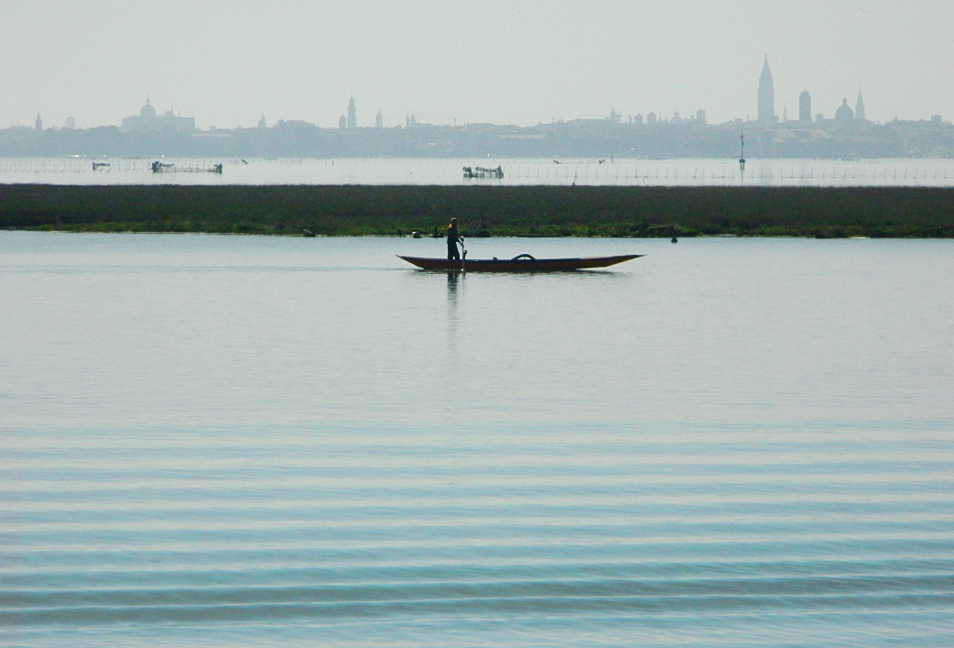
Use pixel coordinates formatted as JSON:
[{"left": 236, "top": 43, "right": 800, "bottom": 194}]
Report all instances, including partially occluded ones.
[{"left": 2, "top": 0, "right": 951, "bottom": 129}]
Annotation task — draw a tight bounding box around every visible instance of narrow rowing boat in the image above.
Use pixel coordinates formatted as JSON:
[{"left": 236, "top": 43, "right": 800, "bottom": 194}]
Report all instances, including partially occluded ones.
[{"left": 397, "top": 253, "right": 643, "bottom": 272}]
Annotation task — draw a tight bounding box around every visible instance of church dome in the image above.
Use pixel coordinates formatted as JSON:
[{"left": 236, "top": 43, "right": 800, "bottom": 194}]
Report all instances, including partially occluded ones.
[
  {"left": 140, "top": 99, "right": 157, "bottom": 118},
  {"left": 835, "top": 98, "right": 854, "bottom": 121}
]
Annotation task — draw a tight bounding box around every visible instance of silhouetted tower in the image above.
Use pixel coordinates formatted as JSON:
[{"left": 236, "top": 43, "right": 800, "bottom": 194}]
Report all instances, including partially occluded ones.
[
  {"left": 258, "top": 114, "right": 266, "bottom": 129},
  {"left": 375, "top": 110, "right": 383, "bottom": 129},
  {"left": 757, "top": 57, "right": 775, "bottom": 125},
  {"left": 855, "top": 91, "right": 866, "bottom": 121},
  {"left": 347, "top": 96, "right": 357, "bottom": 129},
  {"left": 35, "top": 113, "right": 43, "bottom": 131},
  {"left": 799, "top": 90, "right": 811, "bottom": 122}
]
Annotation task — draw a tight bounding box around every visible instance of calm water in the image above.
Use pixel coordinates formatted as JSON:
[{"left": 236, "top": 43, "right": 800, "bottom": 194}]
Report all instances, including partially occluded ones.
[
  {"left": 2, "top": 233, "right": 953, "bottom": 647},
  {"left": 1, "top": 156, "right": 954, "bottom": 186}
]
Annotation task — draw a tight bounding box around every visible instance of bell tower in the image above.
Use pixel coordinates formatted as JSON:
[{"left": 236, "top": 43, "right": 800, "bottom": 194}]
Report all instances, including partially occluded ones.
[
  {"left": 758, "top": 57, "right": 775, "bottom": 125},
  {"left": 347, "top": 96, "right": 357, "bottom": 129}
]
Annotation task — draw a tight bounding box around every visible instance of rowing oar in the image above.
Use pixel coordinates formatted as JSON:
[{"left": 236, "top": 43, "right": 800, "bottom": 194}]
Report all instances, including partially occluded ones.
[{"left": 460, "top": 238, "right": 467, "bottom": 273}]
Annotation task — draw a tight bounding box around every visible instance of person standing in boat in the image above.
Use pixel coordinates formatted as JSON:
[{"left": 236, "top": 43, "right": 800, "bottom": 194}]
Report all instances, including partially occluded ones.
[{"left": 446, "top": 218, "right": 463, "bottom": 261}]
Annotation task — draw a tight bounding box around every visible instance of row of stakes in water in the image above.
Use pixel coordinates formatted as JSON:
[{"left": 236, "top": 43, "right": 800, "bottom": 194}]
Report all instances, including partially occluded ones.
[
  {"left": 505, "top": 162, "right": 953, "bottom": 182},
  {"left": 0, "top": 159, "right": 224, "bottom": 173}
]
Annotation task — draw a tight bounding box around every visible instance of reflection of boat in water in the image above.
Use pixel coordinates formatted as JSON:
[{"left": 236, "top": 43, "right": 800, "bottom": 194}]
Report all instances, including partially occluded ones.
[
  {"left": 151, "top": 161, "right": 223, "bottom": 174},
  {"left": 463, "top": 165, "right": 503, "bottom": 179},
  {"left": 398, "top": 253, "right": 642, "bottom": 272}
]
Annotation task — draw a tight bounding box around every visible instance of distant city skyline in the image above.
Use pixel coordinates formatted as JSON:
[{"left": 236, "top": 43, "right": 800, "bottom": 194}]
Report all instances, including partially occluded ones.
[
  {"left": 22, "top": 64, "right": 944, "bottom": 136},
  {"left": 1, "top": 1, "right": 951, "bottom": 130}
]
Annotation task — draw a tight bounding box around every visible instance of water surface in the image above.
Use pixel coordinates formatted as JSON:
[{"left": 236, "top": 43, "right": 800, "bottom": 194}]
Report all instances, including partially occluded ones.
[
  {"left": 2, "top": 234, "right": 952, "bottom": 646},
  {"left": 2, "top": 156, "right": 953, "bottom": 186}
]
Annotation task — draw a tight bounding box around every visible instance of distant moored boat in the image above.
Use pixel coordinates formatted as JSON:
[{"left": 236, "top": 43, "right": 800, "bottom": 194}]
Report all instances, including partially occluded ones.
[{"left": 463, "top": 165, "right": 504, "bottom": 179}]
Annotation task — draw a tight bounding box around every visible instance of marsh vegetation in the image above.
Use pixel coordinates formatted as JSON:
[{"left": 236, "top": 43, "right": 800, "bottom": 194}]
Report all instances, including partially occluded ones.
[{"left": 2, "top": 185, "right": 951, "bottom": 238}]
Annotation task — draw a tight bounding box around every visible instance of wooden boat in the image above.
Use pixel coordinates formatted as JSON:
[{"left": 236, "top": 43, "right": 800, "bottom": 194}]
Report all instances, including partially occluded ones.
[
  {"left": 398, "top": 253, "right": 643, "bottom": 272},
  {"left": 150, "top": 161, "right": 223, "bottom": 174}
]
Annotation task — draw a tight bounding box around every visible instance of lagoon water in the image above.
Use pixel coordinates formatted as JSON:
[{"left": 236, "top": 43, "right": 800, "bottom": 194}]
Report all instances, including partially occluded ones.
[
  {"left": 1, "top": 156, "right": 954, "bottom": 187},
  {"left": 2, "top": 232, "right": 953, "bottom": 647}
]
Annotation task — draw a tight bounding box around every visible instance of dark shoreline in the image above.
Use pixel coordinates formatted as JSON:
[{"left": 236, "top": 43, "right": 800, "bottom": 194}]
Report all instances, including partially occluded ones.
[{"left": 2, "top": 184, "right": 952, "bottom": 238}]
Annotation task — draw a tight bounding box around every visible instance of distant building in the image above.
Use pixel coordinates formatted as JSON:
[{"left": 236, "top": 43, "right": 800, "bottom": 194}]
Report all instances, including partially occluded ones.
[
  {"left": 121, "top": 98, "right": 196, "bottom": 133},
  {"left": 646, "top": 112, "right": 657, "bottom": 125},
  {"left": 375, "top": 110, "right": 383, "bottom": 129},
  {"left": 758, "top": 57, "right": 775, "bottom": 125},
  {"left": 274, "top": 119, "right": 315, "bottom": 129},
  {"left": 855, "top": 91, "right": 866, "bottom": 121},
  {"left": 799, "top": 91, "right": 811, "bottom": 122},
  {"left": 64, "top": 117, "right": 76, "bottom": 130},
  {"left": 339, "top": 115, "right": 347, "bottom": 129},
  {"left": 35, "top": 114, "right": 42, "bottom": 131},
  {"left": 633, "top": 114, "right": 644, "bottom": 125},
  {"left": 258, "top": 114, "right": 266, "bottom": 129},
  {"left": 696, "top": 109, "right": 706, "bottom": 124},
  {"left": 835, "top": 98, "right": 854, "bottom": 121},
  {"left": 347, "top": 96, "right": 357, "bottom": 129}
]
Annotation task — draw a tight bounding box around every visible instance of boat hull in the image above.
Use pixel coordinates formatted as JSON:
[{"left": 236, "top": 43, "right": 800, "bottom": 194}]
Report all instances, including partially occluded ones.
[{"left": 397, "top": 254, "right": 643, "bottom": 272}]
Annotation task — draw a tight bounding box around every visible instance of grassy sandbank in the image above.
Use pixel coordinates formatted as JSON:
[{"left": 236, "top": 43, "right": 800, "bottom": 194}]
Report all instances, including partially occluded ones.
[{"left": 1, "top": 184, "right": 952, "bottom": 238}]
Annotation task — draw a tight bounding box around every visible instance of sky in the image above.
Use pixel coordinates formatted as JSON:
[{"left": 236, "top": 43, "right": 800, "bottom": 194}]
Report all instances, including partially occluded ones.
[{"left": 2, "top": 0, "right": 952, "bottom": 130}]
